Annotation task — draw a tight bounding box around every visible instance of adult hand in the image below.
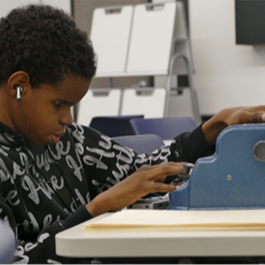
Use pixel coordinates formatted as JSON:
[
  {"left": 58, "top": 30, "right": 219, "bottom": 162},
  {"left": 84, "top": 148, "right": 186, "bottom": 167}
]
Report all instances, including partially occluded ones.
[
  {"left": 86, "top": 162, "right": 189, "bottom": 217},
  {"left": 202, "top": 105, "right": 265, "bottom": 147}
]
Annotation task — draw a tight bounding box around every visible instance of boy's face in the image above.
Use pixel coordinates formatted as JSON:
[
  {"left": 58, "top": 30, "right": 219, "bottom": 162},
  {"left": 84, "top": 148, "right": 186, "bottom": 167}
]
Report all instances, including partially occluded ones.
[{"left": 11, "top": 76, "right": 91, "bottom": 146}]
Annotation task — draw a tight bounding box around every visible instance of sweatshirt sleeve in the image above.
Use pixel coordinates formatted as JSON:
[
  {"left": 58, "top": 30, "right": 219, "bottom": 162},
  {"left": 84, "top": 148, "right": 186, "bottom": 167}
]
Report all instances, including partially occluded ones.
[
  {"left": 62, "top": 204, "right": 93, "bottom": 229},
  {"left": 0, "top": 199, "right": 91, "bottom": 264},
  {"left": 173, "top": 123, "right": 215, "bottom": 163}
]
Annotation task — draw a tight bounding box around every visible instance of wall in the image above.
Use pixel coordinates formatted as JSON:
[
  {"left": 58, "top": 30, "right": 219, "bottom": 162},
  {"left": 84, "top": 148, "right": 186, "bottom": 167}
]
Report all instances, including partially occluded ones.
[
  {"left": 0, "top": 0, "right": 71, "bottom": 18},
  {"left": 0, "top": 0, "right": 39, "bottom": 17},
  {"left": 190, "top": 0, "right": 265, "bottom": 116},
  {"left": 40, "top": 0, "right": 71, "bottom": 13}
]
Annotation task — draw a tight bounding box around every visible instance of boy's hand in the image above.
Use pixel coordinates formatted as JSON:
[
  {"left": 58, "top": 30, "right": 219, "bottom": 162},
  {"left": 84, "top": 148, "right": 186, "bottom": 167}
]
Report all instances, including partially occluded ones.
[{"left": 86, "top": 162, "right": 188, "bottom": 217}]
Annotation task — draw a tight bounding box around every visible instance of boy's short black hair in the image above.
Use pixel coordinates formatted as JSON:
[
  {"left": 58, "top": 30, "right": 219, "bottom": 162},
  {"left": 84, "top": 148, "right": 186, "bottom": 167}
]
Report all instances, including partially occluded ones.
[{"left": 0, "top": 4, "right": 97, "bottom": 87}]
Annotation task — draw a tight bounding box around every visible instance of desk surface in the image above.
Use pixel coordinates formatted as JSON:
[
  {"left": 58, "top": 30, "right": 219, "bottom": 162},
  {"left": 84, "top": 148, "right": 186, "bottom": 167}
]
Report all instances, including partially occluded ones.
[{"left": 56, "top": 212, "right": 265, "bottom": 258}]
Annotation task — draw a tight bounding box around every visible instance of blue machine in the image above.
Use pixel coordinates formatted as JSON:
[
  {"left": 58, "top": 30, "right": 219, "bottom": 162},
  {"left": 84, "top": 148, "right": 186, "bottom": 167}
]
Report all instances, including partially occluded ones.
[{"left": 168, "top": 124, "right": 265, "bottom": 210}]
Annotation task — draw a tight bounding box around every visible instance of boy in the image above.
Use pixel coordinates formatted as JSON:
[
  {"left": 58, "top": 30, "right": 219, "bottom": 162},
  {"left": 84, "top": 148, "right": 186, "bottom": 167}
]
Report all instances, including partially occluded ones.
[{"left": 0, "top": 4, "right": 265, "bottom": 264}]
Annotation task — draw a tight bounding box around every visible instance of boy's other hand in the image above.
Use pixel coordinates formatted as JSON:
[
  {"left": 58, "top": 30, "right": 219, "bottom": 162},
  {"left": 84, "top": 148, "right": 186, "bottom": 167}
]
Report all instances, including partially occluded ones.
[{"left": 202, "top": 105, "right": 265, "bottom": 147}]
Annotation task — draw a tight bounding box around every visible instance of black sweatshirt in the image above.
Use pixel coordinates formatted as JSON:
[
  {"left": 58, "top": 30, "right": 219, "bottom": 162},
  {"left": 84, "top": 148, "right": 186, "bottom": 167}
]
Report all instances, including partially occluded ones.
[{"left": 0, "top": 121, "right": 213, "bottom": 263}]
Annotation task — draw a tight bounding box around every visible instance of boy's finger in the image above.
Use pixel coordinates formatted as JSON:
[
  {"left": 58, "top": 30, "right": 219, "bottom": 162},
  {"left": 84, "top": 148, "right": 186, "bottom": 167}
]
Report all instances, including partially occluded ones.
[
  {"left": 146, "top": 163, "right": 184, "bottom": 181},
  {"left": 149, "top": 182, "right": 178, "bottom": 193}
]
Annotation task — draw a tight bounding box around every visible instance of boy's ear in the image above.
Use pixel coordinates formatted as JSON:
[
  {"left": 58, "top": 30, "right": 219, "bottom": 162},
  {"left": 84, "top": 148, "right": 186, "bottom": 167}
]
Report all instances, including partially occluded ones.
[{"left": 7, "top": 71, "right": 30, "bottom": 97}]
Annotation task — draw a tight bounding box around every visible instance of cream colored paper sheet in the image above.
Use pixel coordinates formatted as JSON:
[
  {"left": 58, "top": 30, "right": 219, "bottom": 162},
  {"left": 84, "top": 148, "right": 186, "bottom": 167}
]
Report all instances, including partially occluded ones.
[{"left": 83, "top": 209, "right": 265, "bottom": 232}]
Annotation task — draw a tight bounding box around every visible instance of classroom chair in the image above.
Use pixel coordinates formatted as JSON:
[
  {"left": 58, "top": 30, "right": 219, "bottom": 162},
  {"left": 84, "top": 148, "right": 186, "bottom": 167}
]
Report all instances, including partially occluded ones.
[
  {"left": 130, "top": 116, "right": 197, "bottom": 140},
  {"left": 89, "top": 115, "right": 144, "bottom": 137},
  {"left": 113, "top": 134, "right": 165, "bottom": 153}
]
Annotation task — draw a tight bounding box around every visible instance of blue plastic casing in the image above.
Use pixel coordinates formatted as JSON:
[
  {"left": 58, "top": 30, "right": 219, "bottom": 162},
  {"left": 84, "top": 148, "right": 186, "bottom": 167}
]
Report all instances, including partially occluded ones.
[{"left": 168, "top": 124, "right": 265, "bottom": 210}]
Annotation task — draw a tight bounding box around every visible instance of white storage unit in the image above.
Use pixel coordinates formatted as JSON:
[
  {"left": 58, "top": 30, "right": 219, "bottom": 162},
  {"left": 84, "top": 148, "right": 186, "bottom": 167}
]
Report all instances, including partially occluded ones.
[
  {"left": 83, "top": 1, "right": 201, "bottom": 124},
  {"left": 77, "top": 88, "right": 122, "bottom": 126},
  {"left": 121, "top": 87, "right": 166, "bottom": 118}
]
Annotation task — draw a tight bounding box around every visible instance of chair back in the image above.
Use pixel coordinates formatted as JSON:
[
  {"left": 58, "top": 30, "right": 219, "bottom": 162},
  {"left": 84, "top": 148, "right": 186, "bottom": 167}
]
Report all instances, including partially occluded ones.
[
  {"left": 130, "top": 116, "right": 196, "bottom": 140},
  {"left": 89, "top": 115, "right": 144, "bottom": 137},
  {"left": 113, "top": 134, "right": 164, "bottom": 153}
]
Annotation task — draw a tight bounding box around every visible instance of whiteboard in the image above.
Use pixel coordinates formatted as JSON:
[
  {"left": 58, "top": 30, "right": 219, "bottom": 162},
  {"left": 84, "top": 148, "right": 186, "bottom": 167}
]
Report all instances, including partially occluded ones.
[
  {"left": 91, "top": 6, "right": 133, "bottom": 75},
  {"left": 126, "top": 2, "right": 177, "bottom": 74}
]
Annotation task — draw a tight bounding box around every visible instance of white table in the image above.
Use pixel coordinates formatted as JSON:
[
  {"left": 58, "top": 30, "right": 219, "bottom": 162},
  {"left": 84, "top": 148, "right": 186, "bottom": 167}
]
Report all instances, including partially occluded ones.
[{"left": 55, "top": 212, "right": 265, "bottom": 259}]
